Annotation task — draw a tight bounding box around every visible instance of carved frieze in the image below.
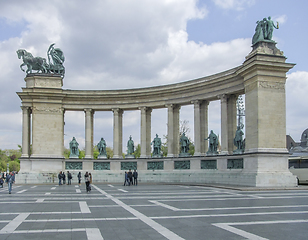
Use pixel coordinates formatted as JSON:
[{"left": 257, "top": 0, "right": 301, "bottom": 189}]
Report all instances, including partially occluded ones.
[
  {"left": 258, "top": 81, "right": 285, "bottom": 90},
  {"left": 33, "top": 106, "right": 63, "bottom": 114}
]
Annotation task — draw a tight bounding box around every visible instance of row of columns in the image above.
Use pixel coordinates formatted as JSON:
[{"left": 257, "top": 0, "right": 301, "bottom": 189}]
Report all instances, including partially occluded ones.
[{"left": 21, "top": 95, "right": 239, "bottom": 158}]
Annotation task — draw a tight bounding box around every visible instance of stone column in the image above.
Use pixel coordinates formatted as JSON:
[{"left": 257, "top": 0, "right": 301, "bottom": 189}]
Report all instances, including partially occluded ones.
[
  {"left": 219, "top": 94, "right": 228, "bottom": 155},
  {"left": 166, "top": 104, "right": 180, "bottom": 157},
  {"left": 21, "top": 106, "right": 31, "bottom": 158},
  {"left": 84, "top": 109, "right": 94, "bottom": 159},
  {"left": 140, "top": 107, "right": 152, "bottom": 158},
  {"left": 200, "top": 100, "right": 209, "bottom": 154},
  {"left": 192, "top": 101, "right": 201, "bottom": 156},
  {"left": 227, "top": 94, "right": 237, "bottom": 153},
  {"left": 112, "top": 108, "right": 123, "bottom": 158}
]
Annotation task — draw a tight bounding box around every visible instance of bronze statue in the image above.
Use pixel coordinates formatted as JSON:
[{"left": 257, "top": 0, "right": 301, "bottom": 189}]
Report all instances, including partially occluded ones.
[
  {"left": 127, "top": 136, "right": 134, "bottom": 155},
  {"left": 179, "top": 133, "right": 191, "bottom": 157},
  {"left": 151, "top": 134, "right": 162, "bottom": 158},
  {"left": 16, "top": 49, "right": 49, "bottom": 74},
  {"left": 17, "top": 43, "right": 65, "bottom": 76},
  {"left": 252, "top": 16, "right": 279, "bottom": 45},
  {"left": 69, "top": 137, "right": 79, "bottom": 158},
  {"left": 233, "top": 126, "right": 244, "bottom": 154},
  {"left": 97, "top": 138, "right": 107, "bottom": 157},
  {"left": 206, "top": 130, "right": 218, "bottom": 155}
]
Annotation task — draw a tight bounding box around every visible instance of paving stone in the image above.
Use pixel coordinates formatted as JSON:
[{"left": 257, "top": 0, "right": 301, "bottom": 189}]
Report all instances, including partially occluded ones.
[{"left": 0, "top": 184, "right": 308, "bottom": 239}]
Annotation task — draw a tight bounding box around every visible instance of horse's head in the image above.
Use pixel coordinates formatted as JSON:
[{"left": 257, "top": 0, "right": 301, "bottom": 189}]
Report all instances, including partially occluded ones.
[{"left": 16, "top": 49, "right": 26, "bottom": 59}]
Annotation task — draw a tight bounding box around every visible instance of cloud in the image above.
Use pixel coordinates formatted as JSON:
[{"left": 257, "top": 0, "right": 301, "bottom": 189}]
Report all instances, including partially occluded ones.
[
  {"left": 212, "top": 0, "right": 255, "bottom": 11},
  {"left": 275, "top": 15, "right": 287, "bottom": 25},
  {"left": 286, "top": 71, "right": 308, "bottom": 140},
  {"left": 1, "top": 0, "right": 294, "bottom": 151}
]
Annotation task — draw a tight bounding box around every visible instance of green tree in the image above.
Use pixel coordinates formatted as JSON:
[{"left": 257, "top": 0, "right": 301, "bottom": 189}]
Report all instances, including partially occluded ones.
[
  {"left": 64, "top": 147, "right": 70, "bottom": 159},
  {"left": 133, "top": 144, "right": 141, "bottom": 158},
  {"left": 9, "top": 161, "right": 20, "bottom": 172},
  {"left": 78, "top": 149, "right": 85, "bottom": 159},
  {"left": 93, "top": 145, "right": 99, "bottom": 159},
  {"left": 106, "top": 147, "right": 113, "bottom": 159}
]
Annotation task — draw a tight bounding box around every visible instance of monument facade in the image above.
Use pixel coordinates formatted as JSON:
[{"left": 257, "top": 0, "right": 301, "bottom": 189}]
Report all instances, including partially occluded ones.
[{"left": 16, "top": 21, "right": 297, "bottom": 187}]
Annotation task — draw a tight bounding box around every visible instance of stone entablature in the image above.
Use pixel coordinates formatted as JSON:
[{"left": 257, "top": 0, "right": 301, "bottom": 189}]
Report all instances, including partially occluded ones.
[{"left": 60, "top": 66, "right": 243, "bottom": 111}]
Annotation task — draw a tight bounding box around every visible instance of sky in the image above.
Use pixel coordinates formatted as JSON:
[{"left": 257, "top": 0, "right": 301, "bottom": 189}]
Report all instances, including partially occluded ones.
[{"left": 0, "top": 0, "right": 308, "bottom": 152}]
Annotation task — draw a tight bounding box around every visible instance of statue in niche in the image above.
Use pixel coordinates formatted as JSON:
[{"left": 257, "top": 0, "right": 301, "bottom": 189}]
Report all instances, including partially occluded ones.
[
  {"left": 17, "top": 43, "right": 65, "bottom": 76},
  {"left": 233, "top": 126, "right": 245, "bottom": 154},
  {"left": 69, "top": 137, "right": 79, "bottom": 158},
  {"left": 206, "top": 130, "right": 218, "bottom": 155},
  {"left": 252, "top": 16, "right": 279, "bottom": 45},
  {"left": 97, "top": 137, "right": 107, "bottom": 158},
  {"left": 179, "top": 133, "right": 191, "bottom": 157},
  {"left": 126, "top": 135, "right": 135, "bottom": 158},
  {"left": 151, "top": 134, "right": 162, "bottom": 158}
]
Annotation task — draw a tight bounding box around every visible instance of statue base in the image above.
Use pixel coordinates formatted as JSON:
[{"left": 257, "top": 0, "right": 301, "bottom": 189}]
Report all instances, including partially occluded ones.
[
  {"left": 98, "top": 155, "right": 107, "bottom": 159},
  {"left": 206, "top": 152, "right": 218, "bottom": 156},
  {"left": 179, "top": 153, "right": 191, "bottom": 157},
  {"left": 233, "top": 149, "right": 244, "bottom": 154},
  {"left": 246, "top": 41, "right": 284, "bottom": 60},
  {"left": 152, "top": 154, "right": 163, "bottom": 158},
  {"left": 125, "top": 154, "right": 135, "bottom": 159}
]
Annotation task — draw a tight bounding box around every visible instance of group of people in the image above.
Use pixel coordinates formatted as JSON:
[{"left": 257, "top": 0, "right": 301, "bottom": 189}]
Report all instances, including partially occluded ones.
[
  {"left": 124, "top": 169, "right": 138, "bottom": 186},
  {"left": 58, "top": 171, "right": 73, "bottom": 185},
  {"left": 0, "top": 172, "right": 16, "bottom": 194},
  {"left": 58, "top": 171, "right": 93, "bottom": 193}
]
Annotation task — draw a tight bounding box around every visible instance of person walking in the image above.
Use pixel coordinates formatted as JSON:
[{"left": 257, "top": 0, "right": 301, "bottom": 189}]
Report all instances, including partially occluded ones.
[
  {"left": 58, "top": 171, "right": 62, "bottom": 185},
  {"left": 127, "top": 169, "right": 133, "bottom": 186},
  {"left": 84, "top": 172, "right": 91, "bottom": 193},
  {"left": 77, "top": 172, "right": 81, "bottom": 185},
  {"left": 123, "top": 171, "right": 129, "bottom": 186},
  {"left": 89, "top": 173, "right": 92, "bottom": 184},
  {"left": 133, "top": 169, "right": 138, "bottom": 186},
  {"left": 0, "top": 176, "right": 4, "bottom": 188},
  {"left": 67, "top": 171, "right": 72, "bottom": 185},
  {"left": 62, "top": 172, "right": 66, "bottom": 185},
  {"left": 6, "top": 172, "right": 15, "bottom": 194}
]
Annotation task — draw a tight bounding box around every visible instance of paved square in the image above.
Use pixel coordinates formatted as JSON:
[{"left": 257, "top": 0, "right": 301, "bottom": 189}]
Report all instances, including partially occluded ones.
[{"left": 0, "top": 183, "right": 308, "bottom": 239}]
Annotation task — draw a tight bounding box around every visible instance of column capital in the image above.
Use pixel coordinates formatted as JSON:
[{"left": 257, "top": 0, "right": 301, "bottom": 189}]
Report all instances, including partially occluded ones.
[
  {"left": 191, "top": 100, "right": 209, "bottom": 106},
  {"left": 84, "top": 108, "right": 94, "bottom": 114},
  {"left": 112, "top": 108, "right": 123, "bottom": 114},
  {"left": 217, "top": 94, "right": 228, "bottom": 102},
  {"left": 191, "top": 100, "right": 200, "bottom": 105},
  {"left": 139, "top": 106, "right": 152, "bottom": 112},
  {"left": 165, "top": 104, "right": 181, "bottom": 110},
  {"left": 21, "top": 106, "right": 32, "bottom": 114}
]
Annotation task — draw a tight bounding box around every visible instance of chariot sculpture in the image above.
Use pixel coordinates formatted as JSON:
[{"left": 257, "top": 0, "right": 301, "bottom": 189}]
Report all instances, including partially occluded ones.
[{"left": 17, "top": 43, "right": 65, "bottom": 76}]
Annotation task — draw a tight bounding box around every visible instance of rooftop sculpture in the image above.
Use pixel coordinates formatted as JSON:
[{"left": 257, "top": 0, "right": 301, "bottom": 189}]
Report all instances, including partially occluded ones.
[
  {"left": 17, "top": 43, "right": 65, "bottom": 76},
  {"left": 252, "top": 16, "right": 279, "bottom": 45}
]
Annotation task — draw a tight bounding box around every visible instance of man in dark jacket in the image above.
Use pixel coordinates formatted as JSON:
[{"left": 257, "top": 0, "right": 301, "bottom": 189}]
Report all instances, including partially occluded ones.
[
  {"left": 127, "top": 169, "right": 133, "bottom": 186},
  {"left": 67, "top": 171, "right": 72, "bottom": 185},
  {"left": 58, "top": 171, "right": 62, "bottom": 185},
  {"left": 133, "top": 170, "right": 138, "bottom": 186}
]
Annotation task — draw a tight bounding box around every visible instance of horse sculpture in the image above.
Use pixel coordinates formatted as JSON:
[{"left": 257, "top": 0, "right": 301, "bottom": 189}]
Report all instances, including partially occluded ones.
[
  {"left": 16, "top": 43, "right": 65, "bottom": 76},
  {"left": 16, "top": 49, "right": 49, "bottom": 74}
]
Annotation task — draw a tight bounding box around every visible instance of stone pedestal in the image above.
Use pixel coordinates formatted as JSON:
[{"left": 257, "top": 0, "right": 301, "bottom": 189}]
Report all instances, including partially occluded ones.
[
  {"left": 21, "top": 74, "right": 64, "bottom": 159},
  {"left": 238, "top": 41, "right": 297, "bottom": 187}
]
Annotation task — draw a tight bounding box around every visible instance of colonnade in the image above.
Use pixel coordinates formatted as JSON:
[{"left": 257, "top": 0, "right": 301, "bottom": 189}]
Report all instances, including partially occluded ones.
[{"left": 20, "top": 94, "right": 239, "bottom": 159}]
